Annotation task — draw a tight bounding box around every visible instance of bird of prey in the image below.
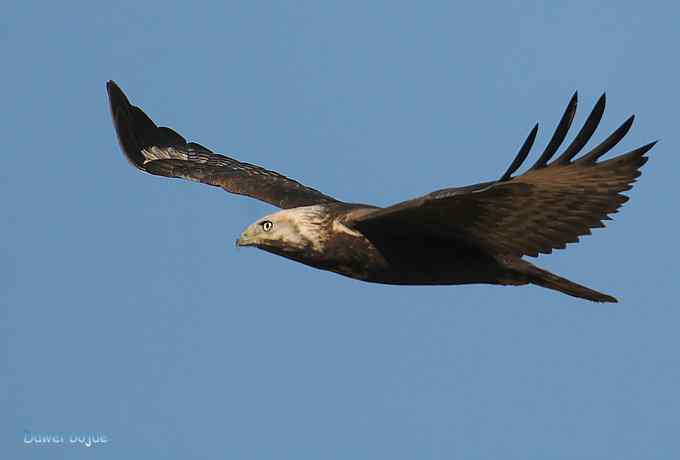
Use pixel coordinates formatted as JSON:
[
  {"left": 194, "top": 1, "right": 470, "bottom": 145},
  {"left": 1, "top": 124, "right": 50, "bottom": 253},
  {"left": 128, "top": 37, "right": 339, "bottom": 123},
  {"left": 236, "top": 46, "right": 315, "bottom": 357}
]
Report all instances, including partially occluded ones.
[{"left": 107, "top": 80, "right": 654, "bottom": 303}]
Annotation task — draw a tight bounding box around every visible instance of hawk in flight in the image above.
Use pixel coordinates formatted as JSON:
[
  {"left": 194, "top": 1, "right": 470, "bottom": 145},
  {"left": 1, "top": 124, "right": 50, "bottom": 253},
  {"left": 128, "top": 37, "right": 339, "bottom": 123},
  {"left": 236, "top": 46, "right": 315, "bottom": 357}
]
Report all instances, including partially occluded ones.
[{"left": 107, "top": 81, "right": 654, "bottom": 302}]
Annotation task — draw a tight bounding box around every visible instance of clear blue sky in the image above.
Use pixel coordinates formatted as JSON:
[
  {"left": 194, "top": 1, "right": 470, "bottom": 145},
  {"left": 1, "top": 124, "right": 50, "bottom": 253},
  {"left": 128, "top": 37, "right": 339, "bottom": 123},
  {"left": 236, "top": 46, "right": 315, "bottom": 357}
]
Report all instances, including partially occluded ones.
[{"left": 2, "top": 1, "right": 679, "bottom": 458}]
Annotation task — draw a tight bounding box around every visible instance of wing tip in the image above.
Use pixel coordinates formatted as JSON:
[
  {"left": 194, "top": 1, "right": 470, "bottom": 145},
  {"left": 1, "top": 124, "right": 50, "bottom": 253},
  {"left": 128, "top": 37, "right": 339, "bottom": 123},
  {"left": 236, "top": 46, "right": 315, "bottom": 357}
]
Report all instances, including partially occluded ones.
[
  {"left": 644, "top": 139, "right": 659, "bottom": 150},
  {"left": 632, "top": 140, "right": 657, "bottom": 167},
  {"left": 107, "top": 80, "right": 189, "bottom": 171},
  {"left": 499, "top": 123, "right": 539, "bottom": 182},
  {"left": 527, "top": 92, "right": 579, "bottom": 171},
  {"left": 570, "top": 90, "right": 578, "bottom": 104},
  {"left": 106, "top": 79, "right": 119, "bottom": 94},
  {"left": 106, "top": 80, "right": 132, "bottom": 119},
  {"left": 107, "top": 80, "right": 149, "bottom": 170}
]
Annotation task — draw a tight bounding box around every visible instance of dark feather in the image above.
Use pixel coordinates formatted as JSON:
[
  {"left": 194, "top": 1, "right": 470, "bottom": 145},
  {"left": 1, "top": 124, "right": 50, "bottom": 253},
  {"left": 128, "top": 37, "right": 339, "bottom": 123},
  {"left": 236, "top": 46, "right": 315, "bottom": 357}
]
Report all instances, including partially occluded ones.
[
  {"left": 555, "top": 93, "right": 606, "bottom": 164},
  {"left": 528, "top": 92, "right": 578, "bottom": 170},
  {"left": 349, "top": 94, "right": 654, "bottom": 258},
  {"left": 499, "top": 123, "right": 538, "bottom": 182},
  {"left": 577, "top": 115, "right": 635, "bottom": 164},
  {"left": 107, "top": 81, "right": 338, "bottom": 209}
]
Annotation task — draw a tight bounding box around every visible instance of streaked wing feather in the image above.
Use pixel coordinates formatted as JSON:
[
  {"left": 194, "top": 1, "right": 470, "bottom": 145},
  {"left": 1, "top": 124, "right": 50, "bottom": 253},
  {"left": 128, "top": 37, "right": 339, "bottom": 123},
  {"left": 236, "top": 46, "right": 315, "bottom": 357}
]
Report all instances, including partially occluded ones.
[
  {"left": 107, "top": 81, "right": 338, "bottom": 209},
  {"left": 350, "top": 94, "right": 654, "bottom": 258}
]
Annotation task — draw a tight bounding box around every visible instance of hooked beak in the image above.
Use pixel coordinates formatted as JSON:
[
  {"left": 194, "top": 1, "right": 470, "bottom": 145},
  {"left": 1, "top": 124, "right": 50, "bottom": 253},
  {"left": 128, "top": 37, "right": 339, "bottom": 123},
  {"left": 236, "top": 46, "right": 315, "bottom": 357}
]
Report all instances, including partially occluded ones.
[{"left": 236, "top": 233, "right": 255, "bottom": 248}]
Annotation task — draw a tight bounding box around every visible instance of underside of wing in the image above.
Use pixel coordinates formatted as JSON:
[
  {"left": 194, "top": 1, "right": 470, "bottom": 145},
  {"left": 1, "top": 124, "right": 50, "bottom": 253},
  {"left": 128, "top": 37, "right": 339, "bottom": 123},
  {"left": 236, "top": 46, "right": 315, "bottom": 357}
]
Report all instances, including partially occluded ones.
[
  {"left": 106, "top": 80, "right": 339, "bottom": 209},
  {"left": 350, "top": 93, "right": 655, "bottom": 257}
]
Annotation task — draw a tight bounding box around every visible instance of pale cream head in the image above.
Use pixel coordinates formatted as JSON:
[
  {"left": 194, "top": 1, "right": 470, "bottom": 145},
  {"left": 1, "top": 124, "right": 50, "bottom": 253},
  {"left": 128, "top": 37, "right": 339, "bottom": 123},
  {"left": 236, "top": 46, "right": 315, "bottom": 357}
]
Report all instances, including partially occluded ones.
[{"left": 236, "top": 205, "right": 330, "bottom": 253}]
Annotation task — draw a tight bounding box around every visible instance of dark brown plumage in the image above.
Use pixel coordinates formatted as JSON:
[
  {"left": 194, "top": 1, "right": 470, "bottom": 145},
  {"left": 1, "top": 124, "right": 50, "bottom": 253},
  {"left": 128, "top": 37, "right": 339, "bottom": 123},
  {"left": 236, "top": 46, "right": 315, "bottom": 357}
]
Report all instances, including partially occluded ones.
[
  {"left": 107, "top": 80, "right": 654, "bottom": 303},
  {"left": 107, "top": 81, "right": 337, "bottom": 209}
]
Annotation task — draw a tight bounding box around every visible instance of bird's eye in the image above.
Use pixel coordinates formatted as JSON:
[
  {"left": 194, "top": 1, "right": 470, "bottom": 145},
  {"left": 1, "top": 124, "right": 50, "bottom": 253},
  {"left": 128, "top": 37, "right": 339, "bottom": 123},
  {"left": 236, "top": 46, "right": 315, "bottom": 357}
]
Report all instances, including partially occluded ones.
[{"left": 261, "top": 220, "right": 273, "bottom": 232}]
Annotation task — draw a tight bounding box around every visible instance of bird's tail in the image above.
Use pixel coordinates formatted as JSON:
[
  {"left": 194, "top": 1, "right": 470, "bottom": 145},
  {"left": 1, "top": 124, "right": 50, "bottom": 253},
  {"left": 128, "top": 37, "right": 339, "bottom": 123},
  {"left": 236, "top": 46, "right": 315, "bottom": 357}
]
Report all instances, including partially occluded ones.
[{"left": 508, "top": 259, "right": 617, "bottom": 303}]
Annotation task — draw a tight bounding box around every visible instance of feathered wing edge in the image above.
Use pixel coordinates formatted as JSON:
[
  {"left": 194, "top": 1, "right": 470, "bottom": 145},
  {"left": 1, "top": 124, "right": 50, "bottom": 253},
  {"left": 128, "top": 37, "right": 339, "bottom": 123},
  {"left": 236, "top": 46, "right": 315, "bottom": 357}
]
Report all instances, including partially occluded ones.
[
  {"left": 488, "top": 93, "right": 654, "bottom": 302},
  {"left": 500, "top": 92, "right": 655, "bottom": 184},
  {"left": 106, "top": 80, "right": 339, "bottom": 209},
  {"left": 349, "top": 93, "right": 655, "bottom": 258},
  {"left": 486, "top": 92, "right": 656, "bottom": 257}
]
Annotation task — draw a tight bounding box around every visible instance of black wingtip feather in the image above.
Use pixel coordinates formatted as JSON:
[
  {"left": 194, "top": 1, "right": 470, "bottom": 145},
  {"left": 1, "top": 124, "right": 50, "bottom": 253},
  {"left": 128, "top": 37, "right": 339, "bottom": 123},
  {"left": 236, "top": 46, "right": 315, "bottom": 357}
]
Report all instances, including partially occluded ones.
[
  {"left": 107, "top": 80, "right": 149, "bottom": 169},
  {"left": 107, "top": 80, "right": 190, "bottom": 170},
  {"left": 600, "top": 140, "right": 656, "bottom": 170},
  {"left": 577, "top": 115, "right": 635, "bottom": 164},
  {"left": 555, "top": 93, "right": 607, "bottom": 164},
  {"left": 499, "top": 123, "right": 539, "bottom": 182},
  {"left": 638, "top": 140, "right": 658, "bottom": 158},
  {"left": 643, "top": 140, "right": 659, "bottom": 151},
  {"left": 528, "top": 92, "right": 579, "bottom": 171}
]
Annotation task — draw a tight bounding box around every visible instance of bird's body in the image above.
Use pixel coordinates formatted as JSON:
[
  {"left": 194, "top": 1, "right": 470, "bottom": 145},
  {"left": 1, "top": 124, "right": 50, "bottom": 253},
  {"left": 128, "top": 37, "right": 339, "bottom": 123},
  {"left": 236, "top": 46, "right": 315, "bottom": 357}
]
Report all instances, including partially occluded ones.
[
  {"left": 107, "top": 81, "right": 655, "bottom": 302},
  {"left": 245, "top": 203, "right": 508, "bottom": 287}
]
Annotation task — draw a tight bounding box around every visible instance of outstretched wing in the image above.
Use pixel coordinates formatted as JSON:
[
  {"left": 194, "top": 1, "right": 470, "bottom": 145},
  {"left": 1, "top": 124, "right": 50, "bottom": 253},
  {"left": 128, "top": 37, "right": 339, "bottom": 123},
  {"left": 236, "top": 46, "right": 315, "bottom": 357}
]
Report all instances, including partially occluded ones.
[
  {"left": 349, "top": 93, "right": 655, "bottom": 258},
  {"left": 107, "top": 81, "right": 339, "bottom": 209}
]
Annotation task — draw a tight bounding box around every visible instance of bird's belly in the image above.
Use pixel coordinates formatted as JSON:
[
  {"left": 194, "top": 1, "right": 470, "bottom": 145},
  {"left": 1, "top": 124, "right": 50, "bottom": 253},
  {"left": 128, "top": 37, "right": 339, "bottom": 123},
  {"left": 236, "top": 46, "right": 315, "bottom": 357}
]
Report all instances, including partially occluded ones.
[{"left": 291, "top": 233, "right": 501, "bottom": 286}]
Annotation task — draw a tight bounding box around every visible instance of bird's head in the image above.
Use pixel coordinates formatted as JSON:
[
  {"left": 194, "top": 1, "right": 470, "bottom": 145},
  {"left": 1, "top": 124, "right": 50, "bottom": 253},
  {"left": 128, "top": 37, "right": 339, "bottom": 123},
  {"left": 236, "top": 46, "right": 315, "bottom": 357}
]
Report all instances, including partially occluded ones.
[{"left": 236, "top": 205, "right": 330, "bottom": 255}]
